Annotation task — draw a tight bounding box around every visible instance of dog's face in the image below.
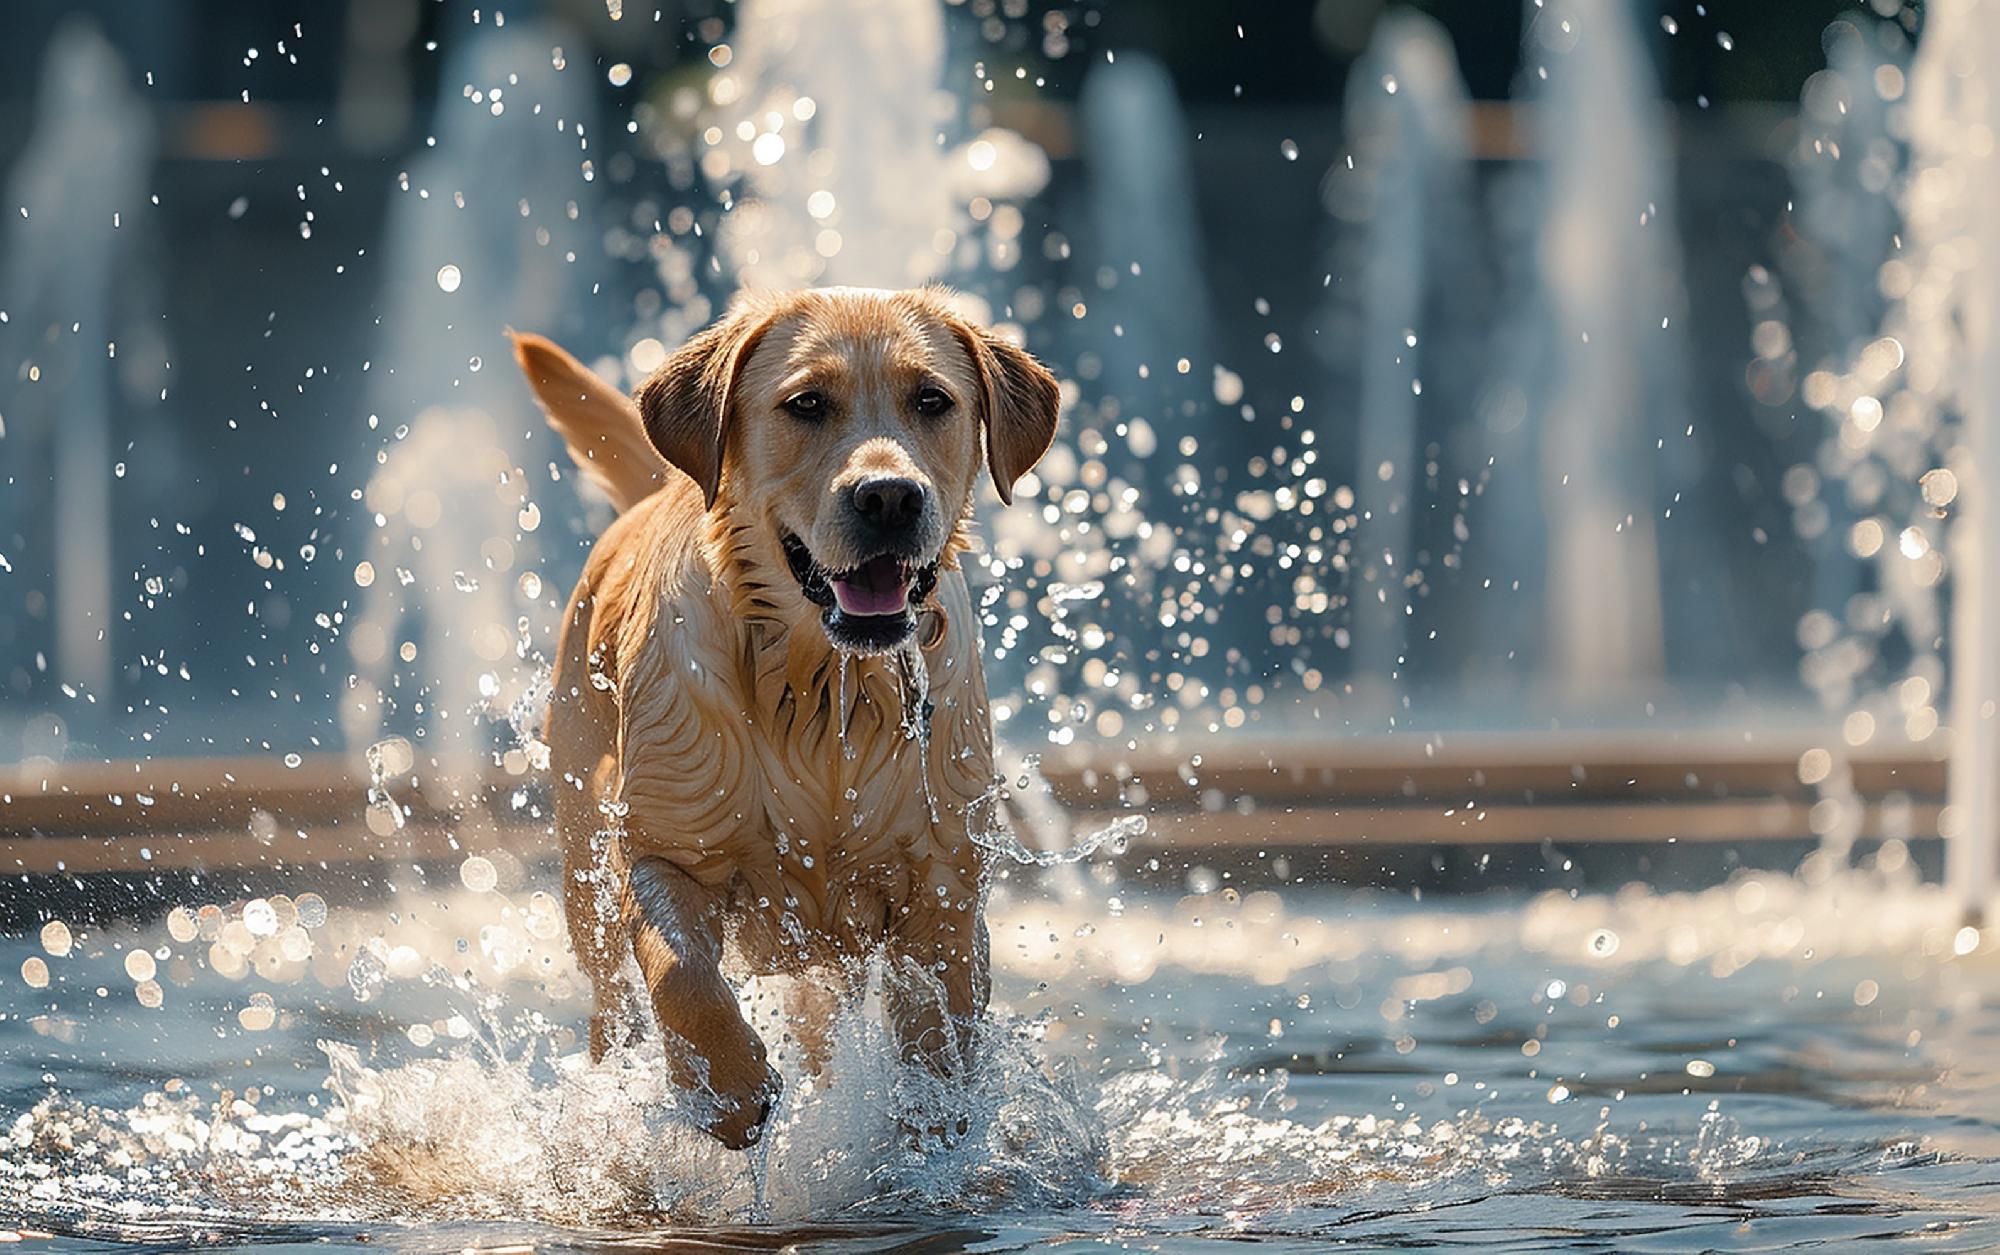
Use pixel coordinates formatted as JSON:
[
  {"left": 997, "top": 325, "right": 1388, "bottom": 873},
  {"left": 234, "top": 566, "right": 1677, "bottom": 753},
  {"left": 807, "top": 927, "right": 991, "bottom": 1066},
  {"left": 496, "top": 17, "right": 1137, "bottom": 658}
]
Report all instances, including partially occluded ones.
[{"left": 639, "top": 288, "right": 1059, "bottom": 654}]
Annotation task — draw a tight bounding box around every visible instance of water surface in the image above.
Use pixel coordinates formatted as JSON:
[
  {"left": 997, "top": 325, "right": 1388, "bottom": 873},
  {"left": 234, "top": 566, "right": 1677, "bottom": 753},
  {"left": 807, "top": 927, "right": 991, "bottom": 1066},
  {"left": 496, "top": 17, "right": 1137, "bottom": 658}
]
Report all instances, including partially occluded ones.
[{"left": 4, "top": 864, "right": 1998, "bottom": 1251}]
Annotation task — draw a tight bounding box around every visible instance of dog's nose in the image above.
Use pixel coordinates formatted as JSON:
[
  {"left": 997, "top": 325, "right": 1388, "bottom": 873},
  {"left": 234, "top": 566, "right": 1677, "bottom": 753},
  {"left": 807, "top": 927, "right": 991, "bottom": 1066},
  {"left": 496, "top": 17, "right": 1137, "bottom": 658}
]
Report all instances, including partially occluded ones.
[{"left": 852, "top": 476, "right": 927, "bottom": 531}]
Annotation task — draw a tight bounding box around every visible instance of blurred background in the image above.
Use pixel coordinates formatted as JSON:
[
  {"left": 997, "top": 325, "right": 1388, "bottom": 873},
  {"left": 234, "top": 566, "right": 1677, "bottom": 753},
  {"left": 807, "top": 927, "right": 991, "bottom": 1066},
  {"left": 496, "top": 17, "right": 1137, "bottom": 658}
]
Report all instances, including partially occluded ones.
[{"left": 0, "top": 0, "right": 1970, "bottom": 883}]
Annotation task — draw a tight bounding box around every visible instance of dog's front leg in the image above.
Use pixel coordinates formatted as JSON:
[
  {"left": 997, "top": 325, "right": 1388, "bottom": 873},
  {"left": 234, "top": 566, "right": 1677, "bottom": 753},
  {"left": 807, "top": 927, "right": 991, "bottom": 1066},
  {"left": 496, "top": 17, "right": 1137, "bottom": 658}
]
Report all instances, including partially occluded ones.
[
  {"left": 885, "top": 909, "right": 989, "bottom": 1078},
  {"left": 626, "top": 855, "right": 779, "bottom": 1149},
  {"left": 884, "top": 911, "right": 988, "bottom": 1147}
]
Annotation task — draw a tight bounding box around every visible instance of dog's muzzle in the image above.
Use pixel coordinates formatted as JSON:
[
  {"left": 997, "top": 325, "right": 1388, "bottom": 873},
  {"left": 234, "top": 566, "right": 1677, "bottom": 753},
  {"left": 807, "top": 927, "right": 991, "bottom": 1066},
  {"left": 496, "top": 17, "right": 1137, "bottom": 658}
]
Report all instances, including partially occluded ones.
[{"left": 782, "top": 533, "right": 939, "bottom": 654}]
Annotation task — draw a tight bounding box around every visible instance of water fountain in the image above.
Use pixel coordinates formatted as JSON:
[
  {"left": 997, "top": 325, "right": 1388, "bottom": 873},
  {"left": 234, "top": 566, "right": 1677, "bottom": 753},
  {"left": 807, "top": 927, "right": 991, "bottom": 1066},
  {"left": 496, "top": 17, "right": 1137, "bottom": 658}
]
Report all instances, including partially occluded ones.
[
  {"left": 1782, "top": 18, "right": 1908, "bottom": 697},
  {"left": 706, "top": 0, "right": 1047, "bottom": 292},
  {"left": 348, "top": 11, "right": 608, "bottom": 783},
  {"left": 1770, "top": 0, "right": 2000, "bottom": 909},
  {"left": 0, "top": 18, "right": 153, "bottom": 724},
  {"left": 1075, "top": 52, "right": 1213, "bottom": 397},
  {"left": 1907, "top": 0, "right": 2000, "bottom": 915},
  {"left": 1767, "top": 15, "right": 1912, "bottom": 865},
  {"left": 1324, "top": 12, "right": 1476, "bottom": 703},
  {"left": 1517, "top": 0, "right": 1686, "bottom": 703}
]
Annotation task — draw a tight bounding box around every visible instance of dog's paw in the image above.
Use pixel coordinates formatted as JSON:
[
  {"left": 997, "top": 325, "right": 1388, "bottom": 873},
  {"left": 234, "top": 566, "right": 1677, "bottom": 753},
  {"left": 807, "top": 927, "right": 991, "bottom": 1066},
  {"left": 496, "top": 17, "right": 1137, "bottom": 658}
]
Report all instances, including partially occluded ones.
[
  {"left": 898, "top": 1112, "right": 972, "bottom": 1152},
  {"left": 707, "top": 1069, "right": 781, "bottom": 1150}
]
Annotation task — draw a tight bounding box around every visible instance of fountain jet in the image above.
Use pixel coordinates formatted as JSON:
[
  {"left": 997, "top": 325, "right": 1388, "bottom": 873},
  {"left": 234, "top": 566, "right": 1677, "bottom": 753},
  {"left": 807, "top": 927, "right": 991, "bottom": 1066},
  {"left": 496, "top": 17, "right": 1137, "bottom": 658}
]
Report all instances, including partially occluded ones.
[
  {"left": 1521, "top": 0, "right": 1687, "bottom": 702},
  {"left": 1326, "top": 12, "right": 1476, "bottom": 703},
  {"left": 1927, "top": 0, "right": 2000, "bottom": 918},
  {"left": 0, "top": 19, "right": 153, "bottom": 714},
  {"left": 347, "top": 13, "right": 606, "bottom": 781}
]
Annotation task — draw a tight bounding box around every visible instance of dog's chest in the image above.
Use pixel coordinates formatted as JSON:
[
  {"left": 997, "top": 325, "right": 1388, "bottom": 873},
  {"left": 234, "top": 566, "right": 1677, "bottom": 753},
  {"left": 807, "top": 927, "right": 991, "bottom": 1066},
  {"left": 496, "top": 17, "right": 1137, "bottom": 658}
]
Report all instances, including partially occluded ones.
[
  {"left": 615, "top": 613, "right": 993, "bottom": 951},
  {"left": 744, "top": 650, "right": 990, "bottom": 938}
]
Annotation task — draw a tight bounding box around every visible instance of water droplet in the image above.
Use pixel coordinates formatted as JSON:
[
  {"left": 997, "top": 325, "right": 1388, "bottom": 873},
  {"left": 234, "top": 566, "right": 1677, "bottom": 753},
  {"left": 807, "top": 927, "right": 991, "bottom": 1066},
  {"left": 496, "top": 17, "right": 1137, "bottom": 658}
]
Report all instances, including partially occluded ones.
[
  {"left": 295, "top": 893, "right": 329, "bottom": 928},
  {"left": 607, "top": 63, "right": 633, "bottom": 87},
  {"left": 238, "top": 995, "right": 276, "bottom": 1032},
  {"left": 461, "top": 855, "right": 498, "bottom": 893},
  {"left": 40, "top": 921, "right": 71, "bottom": 957},
  {"left": 346, "top": 948, "right": 387, "bottom": 1001},
  {"left": 369, "top": 736, "right": 415, "bottom": 776},
  {"left": 243, "top": 899, "right": 279, "bottom": 937},
  {"left": 436, "top": 264, "right": 462, "bottom": 293},
  {"left": 1922, "top": 468, "right": 1958, "bottom": 507}
]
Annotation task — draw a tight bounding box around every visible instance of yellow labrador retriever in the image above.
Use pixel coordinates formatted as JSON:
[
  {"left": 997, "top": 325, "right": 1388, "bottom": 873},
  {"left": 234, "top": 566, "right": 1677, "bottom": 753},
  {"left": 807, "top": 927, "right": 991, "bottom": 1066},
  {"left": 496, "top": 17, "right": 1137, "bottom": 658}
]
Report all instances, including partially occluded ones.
[{"left": 511, "top": 288, "right": 1058, "bottom": 1148}]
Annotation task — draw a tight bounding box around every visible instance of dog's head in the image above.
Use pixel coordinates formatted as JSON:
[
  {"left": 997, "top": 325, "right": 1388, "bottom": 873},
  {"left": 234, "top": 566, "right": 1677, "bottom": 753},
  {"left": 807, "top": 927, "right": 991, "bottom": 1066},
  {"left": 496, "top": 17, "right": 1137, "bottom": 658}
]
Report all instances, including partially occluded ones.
[{"left": 638, "top": 287, "right": 1058, "bottom": 654}]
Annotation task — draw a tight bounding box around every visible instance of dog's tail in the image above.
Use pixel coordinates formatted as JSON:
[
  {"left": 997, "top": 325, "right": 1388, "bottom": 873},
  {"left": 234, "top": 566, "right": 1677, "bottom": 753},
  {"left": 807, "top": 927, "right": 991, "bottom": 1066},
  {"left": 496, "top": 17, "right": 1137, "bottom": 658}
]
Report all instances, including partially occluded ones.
[{"left": 510, "top": 332, "right": 667, "bottom": 516}]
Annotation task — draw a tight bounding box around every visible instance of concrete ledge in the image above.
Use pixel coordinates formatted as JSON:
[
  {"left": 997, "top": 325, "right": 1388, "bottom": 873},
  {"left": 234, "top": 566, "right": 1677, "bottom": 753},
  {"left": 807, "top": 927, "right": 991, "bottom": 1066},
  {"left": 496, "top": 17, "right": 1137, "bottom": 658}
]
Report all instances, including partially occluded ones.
[{"left": 0, "top": 733, "right": 1944, "bottom": 876}]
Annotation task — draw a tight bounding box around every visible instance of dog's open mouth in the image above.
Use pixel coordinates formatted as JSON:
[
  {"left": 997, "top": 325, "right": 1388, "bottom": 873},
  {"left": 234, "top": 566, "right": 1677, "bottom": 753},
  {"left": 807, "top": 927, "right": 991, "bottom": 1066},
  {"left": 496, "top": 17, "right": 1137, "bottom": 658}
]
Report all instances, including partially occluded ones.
[
  {"left": 782, "top": 534, "right": 939, "bottom": 653},
  {"left": 829, "top": 553, "right": 914, "bottom": 617}
]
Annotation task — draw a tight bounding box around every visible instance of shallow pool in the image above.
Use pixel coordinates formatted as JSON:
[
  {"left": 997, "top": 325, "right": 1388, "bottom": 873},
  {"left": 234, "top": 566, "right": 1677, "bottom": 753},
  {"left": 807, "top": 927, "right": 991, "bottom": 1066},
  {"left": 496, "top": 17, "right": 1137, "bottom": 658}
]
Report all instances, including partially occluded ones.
[{"left": 4, "top": 862, "right": 1999, "bottom": 1252}]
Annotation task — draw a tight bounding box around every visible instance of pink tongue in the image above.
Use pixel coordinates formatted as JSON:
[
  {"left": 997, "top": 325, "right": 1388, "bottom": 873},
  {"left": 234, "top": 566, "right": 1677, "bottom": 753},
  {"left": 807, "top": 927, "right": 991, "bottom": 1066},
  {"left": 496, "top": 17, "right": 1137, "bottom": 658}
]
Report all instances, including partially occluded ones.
[{"left": 831, "top": 555, "right": 911, "bottom": 617}]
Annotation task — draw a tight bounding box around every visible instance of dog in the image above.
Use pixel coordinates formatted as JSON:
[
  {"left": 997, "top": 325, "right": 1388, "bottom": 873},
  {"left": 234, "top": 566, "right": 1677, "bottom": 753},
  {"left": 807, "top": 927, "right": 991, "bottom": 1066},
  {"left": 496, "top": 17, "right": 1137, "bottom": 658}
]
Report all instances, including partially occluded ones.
[{"left": 511, "top": 287, "right": 1059, "bottom": 1148}]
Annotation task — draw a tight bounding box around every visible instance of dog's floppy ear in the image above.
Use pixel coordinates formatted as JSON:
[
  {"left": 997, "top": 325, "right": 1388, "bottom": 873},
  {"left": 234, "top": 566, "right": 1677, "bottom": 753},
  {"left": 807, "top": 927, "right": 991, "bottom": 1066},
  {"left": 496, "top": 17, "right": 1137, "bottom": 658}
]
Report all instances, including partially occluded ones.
[
  {"left": 634, "top": 307, "right": 773, "bottom": 510},
  {"left": 957, "top": 322, "right": 1060, "bottom": 506}
]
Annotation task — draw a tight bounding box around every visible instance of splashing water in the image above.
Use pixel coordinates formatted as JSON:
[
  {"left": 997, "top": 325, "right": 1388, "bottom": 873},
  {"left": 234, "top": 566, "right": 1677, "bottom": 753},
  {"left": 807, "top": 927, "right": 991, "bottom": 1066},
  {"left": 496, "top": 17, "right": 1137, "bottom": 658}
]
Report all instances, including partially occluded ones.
[
  {"left": 316, "top": 971, "right": 1111, "bottom": 1227},
  {"left": 973, "top": 808, "right": 1147, "bottom": 869},
  {"left": 704, "top": 0, "right": 1047, "bottom": 289},
  {"left": 362, "top": 735, "right": 412, "bottom": 837}
]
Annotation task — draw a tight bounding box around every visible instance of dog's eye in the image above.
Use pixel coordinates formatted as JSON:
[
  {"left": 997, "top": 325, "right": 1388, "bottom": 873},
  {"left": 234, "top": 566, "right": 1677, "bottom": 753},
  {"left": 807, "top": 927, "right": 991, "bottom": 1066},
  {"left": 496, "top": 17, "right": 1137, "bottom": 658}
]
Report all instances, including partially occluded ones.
[
  {"left": 782, "top": 391, "right": 827, "bottom": 420},
  {"left": 912, "top": 386, "right": 953, "bottom": 418}
]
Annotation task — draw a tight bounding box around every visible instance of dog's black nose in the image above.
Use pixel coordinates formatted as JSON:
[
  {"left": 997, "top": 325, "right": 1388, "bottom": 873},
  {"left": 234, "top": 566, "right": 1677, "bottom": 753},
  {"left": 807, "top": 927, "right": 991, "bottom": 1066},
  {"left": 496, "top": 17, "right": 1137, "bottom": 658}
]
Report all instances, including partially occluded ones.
[{"left": 852, "top": 477, "right": 927, "bottom": 531}]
